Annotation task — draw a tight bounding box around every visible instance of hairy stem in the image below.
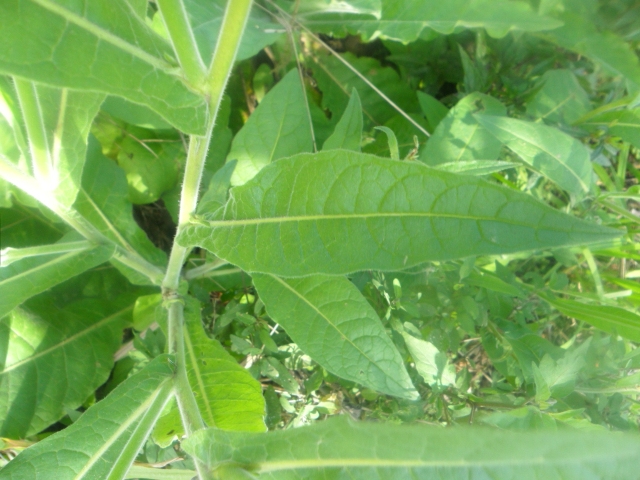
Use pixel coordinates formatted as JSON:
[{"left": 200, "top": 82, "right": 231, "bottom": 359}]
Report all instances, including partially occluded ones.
[{"left": 155, "top": 0, "right": 206, "bottom": 88}]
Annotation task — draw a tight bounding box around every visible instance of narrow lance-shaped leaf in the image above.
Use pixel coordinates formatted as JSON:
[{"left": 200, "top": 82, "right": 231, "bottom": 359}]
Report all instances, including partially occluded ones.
[
  {"left": 0, "top": 0, "right": 207, "bottom": 134},
  {"left": 253, "top": 274, "right": 418, "bottom": 399},
  {"left": 0, "top": 354, "right": 174, "bottom": 479},
  {"left": 0, "top": 239, "right": 114, "bottom": 320},
  {"left": 0, "top": 294, "right": 133, "bottom": 438},
  {"left": 475, "top": 114, "right": 592, "bottom": 196},
  {"left": 183, "top": 295, "right": 265, "bottom": 432},
  {"left": 322, "top": 88, "right": 363, "bottom": 152},
  {"left": 183, "top": 416, "right": 640, "bottom": 479},
  {"left": 177, "top": 150, "right": 620, "bottom": 277},
  {"left": 229, "top": 69, "right": 313, "bottom": 186}
]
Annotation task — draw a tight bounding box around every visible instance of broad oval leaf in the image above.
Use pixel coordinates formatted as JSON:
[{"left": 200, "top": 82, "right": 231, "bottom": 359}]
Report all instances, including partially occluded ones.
[
  {"left": 0, "top": 241, "right": 114, "bottom": 320},
  {"left": 177, "top": 150, "right": 619, "bottom": 277},
  {"left": 0, "top": 354, "right": 174, "bottom": 479},
  {"left": 183, "top": 415, "right": 640, "bottom": 479},
  {"left": 183, "top": 295, "right": 265, "bottom": 432},
  {"left": 253, "top": 274, "right": 418, "bottom": 399},
  {"left": 229, "top": 69, "right": 313, "bottom": 186},
  {"left": 0, "top": 0, "right": 207, "bottom": 134},
  {"left": 475, "top": 114, "right": 592, "bottom": 195},
  {"left": 525, "top": 69, "right": 591, "bottom": 124}
]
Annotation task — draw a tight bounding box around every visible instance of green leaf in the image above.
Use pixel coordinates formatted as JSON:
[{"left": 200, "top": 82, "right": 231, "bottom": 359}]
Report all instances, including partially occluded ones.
[
  {"left": 475, "top": 115, "right": 592, "bottom": 195},
  {"left": 0, "top": 355, "right": 174, "bottom": 479},
  {"left": 253, "top": 274, "right": 418, "bottom": 399},
  {"left": 178, "top": 150, "right": 618, "bottom": 277},
  {"left": 543, "top": 295, "right": 640, "bottom": 342},
  {"left": 435, "top": 160, "right": 515, "bottom": 175},
  {"left": 322, "top": 88, "right": 363, "bottom": 152},
  {"left": 417, "top": 92, "right": 449, "bottom": 133},
  {"left": 303, "top": 0, "right": 563, "bottom": 43},
  {"left": 541, "top": 13, "right": 640, "bottom": 89},
  {"left": 101, "top": 96, "right": 173, "bottom": 130},
  {"left": 183, "top": 295, "right": 265, "bottom": 432},
  {"left": 0, "top": 0, "right": 207, "bottom": 135},
  {"left": 228, "top": 70, "right": 313, "bottom": 186},
  {"left": 197, "top": 159, "right": 237, "bottom": 215},
  {"left": 374, "top": 126, "right": 400, "bottom": 160},
  {"left": 525, "top": 69, "right": 591, "bottom": 124},
  {"left": 420, "top": 93, "right": 506, "bottom": 166},
  {"left": 74, "top": 138, "right": 166, "bottom": 284},
  {"left": 577, "top": 106, "right": 640, "bottom": 150},
  {"left": 0, "top": 295, "right": 133, "bottom": 438},
  {"left": 184, "top": 0, "right": 282, "bottom": 63},
  {"left": 536, "top": 340, "right": 590, "bottom": 399},
  {"left": 183, "top": 415, "right": 640, "bottom": 479},
  {"left": 0, "top": 240, "right": 113, "bottom": 320}
]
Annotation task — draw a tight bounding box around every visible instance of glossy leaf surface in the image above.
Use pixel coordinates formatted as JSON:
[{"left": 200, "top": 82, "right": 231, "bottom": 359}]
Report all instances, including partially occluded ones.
[
  {"left": 253, "top": 274, "right": 418, "bottom": 399},
  {"left": 183, "top": 416, "right": 640, "bottom": 479},
  {"left": 178, "top": 150, "right": 619, "bottom": 277},
  {"left": 0, "top": 0, "right": 207, "bottom": 134},
  {"left": 0, "top": 296, "right": 137, "bottom": 438},
  {"left": 476, "top": 115, "right": 592, "bottom": 195},
  {"left": 229, "top": 70, "right": 313, "bottom": 186},
  {"left": 0, "top": 355, "right": 174, "bottom": 479}
]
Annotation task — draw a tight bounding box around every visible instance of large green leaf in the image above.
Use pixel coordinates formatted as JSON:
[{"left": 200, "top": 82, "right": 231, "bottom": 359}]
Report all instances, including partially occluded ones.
[
  {"left": 229, "top": 70, "right": 313, "bottom": 186},
  {"left": 0, "top": 295, "right": 132, "bottom": 438},
  {"left": 183, "top": 415, "right": 640, "bottom": 479},
  {"left": 183, "top": 295, "right": 265, "bottom": 432},
  {"left": 577, "top": 106, "right": 640, "bottom": 150},
  {"left": 0, "top": 0, "right": 207, "bottom": 135},
  {"left": 475, "top": 115, "right": 592, "bottom": 195},
  {"left": 178, "top": 150, "right": 618, "bottom": 276},
  {"left": 253, "top": 274, "right": 418, "bottom": 399},
  {"left": 420, "top": 93, "right": 506, "bottom": 166},
  {"left": 0, "top": 241, "right": 113, "bottom": 320},
  {"left": 74, "top": 138, "right": 166, "bottom": 284},
  {"left": 0, "top": 355, "right": 174, "bottom": 479},
  {"left": 322, "top": 88, "right": 363, "bottom": 152},
  {"left": 302, "top": 0, "right": 563, "bottom": 43},
  {"left": 525, "top": 69, "right": 591, "bottom": 125}
]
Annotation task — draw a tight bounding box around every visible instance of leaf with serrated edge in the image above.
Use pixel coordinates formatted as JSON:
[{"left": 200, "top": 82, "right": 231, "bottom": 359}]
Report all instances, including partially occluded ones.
[
  {"left": 178, "top": 150, "right": 619, "bottom": 277},
  {"left": 322, "top": 88, "right": 363, "bottom": 152},
  {"left": 0, "top": 295, "right": 133, "bottom": 438},
  {"left": 253, "top": 274, "right": 418, "bottom": 399},
  {"left": 183, "top": 415, "right": 640, "bottom": 479},
  {"left": 0, "top": 242, "right": 114, "bottom": 319},
  {"left": 0, "top": 0, "right": 207, "bottom": 134},
  {"left": 475, "top": 114, "right": 592, "bottom": 195},
  {"left": 229, "top": 69, "right": 313, "bottom": 186},
  {"left": 183, "top": 295, "right": 265, "bottom": 431},
  {"left": 0, "top": 354, "right": 174, "bottom": 479}
]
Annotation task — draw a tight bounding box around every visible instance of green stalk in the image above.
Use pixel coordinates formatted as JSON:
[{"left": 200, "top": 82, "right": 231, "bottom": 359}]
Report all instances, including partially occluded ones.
[
  {"left": 0, "top": 156, "right": 164, "bottom": 285},
  {"left": 155, "top": 0, "right": 206, "bottom": 88},
  {"left": 13, "top": 78, "right": 52, "bottom": 185}
]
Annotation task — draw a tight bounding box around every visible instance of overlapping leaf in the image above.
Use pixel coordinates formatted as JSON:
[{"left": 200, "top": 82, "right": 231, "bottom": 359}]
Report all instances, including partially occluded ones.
[
  {"left": 228, "top": 70, "right": 313, "bottom": 186},
  {"left": 178, "top": 150, "right": 618, "bottom": 277},
  {"left": 475, "top": 115, "right": 592, "bottom": 195},
  {"left": 253, "top": 274, "right": 418, "bottom": 399},
  {"left": 525, "top": 69, "right": 591, "bottom": 124},
  {"left": 0, "top": 295, "right": 132, "bottom": 438},
  {"left": 0, "top": 0, "right": 207, "bottom": 134},
  {"left": 183, "top": 416, "right": 640, "bottom": 479},
  {"left": 322, "top": 88, "right": 363, "bottom": 152},
  {"left": 0, "top": 355, "right": 174, "bottom": 479}
]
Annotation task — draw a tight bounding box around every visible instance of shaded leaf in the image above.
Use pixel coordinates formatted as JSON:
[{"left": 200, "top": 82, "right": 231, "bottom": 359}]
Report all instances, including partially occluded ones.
[
  {"left": 322, "top": 88, "right": 363, "bottom": 152},
  {"left": 420, "top": 93, "right": 506, "bottom": 166},
  {"left": 183, "top": 415, "right": 640, "bottom": 479},
  {"left": 0, "top": 0, "right": 207, "bottom": 134},
  {"left": 525, "top": 69, "right": 591, "bottom": 124},
  {"left": 476, "top": 114, "right": 592, "bottom": 195},
  {"left": 417, "top": 91, "right": 448, "bottom": 133},
  {"left": 0, "top": 355, "right": 174, "bottom": 479},
  {"left": 577, "top": 106, "right": 640, "bottom": 150},
  {"left": 0, "top": 295, "right": 133, "bottom": 438},
  {"left": 228, "top": 70, "right": 313, "bottom": 186},
  {"left": 178, "top": 150, "right": 619, "bottom": 277},
  {"left": 253, "top": 274, "right": 418, "bottom": 399}
]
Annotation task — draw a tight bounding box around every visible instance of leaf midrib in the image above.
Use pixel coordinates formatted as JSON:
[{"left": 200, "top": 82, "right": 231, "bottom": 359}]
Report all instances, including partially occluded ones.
[
  {"left": 30, "top": 0, "right": 172, "bottom": 72},
  {"left": 0, "top": 248, "right": 89, "bottom": 288}
]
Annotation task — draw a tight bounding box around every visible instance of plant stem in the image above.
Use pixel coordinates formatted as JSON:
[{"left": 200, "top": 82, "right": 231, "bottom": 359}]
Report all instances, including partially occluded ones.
[
  {"left": 184, "top": 258, "right": 229, "bottom": 280},
  {"left": 155, "top": 0, "right": 206, "bottom": 88},
  {"left": 13, "top": 78, "right": 52, "bottom": 185}
]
